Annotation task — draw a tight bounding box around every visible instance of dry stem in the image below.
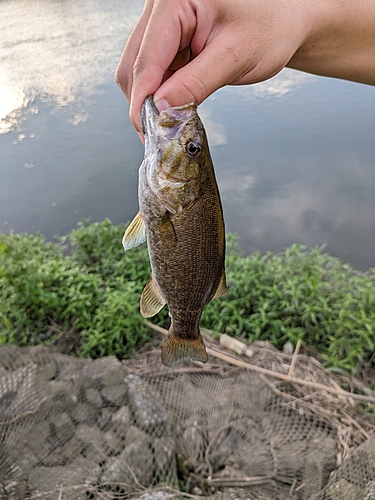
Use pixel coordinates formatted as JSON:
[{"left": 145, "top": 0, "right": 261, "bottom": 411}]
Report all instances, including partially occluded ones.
[{"left": 147, "top": 321, "right": 375, "bottom": 404}]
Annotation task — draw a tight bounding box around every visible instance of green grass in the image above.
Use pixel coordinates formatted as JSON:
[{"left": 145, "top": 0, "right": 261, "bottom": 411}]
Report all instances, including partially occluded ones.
[
  {"left": 0, "top": 221, "right": 151, "bottom": 358},
  {"left": 1, "top": 219, "right": 375, "bottom": 373}
]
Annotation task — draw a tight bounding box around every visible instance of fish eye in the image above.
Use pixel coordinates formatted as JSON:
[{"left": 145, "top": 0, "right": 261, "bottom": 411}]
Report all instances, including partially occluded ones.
[{"left": 186, "top": 140, "right": 202, "bottom": 158}]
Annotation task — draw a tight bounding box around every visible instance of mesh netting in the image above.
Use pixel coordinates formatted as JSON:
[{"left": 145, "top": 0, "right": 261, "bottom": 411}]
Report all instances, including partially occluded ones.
[{"left": 0, "top": 338, "right": 374, "bottom": 500}]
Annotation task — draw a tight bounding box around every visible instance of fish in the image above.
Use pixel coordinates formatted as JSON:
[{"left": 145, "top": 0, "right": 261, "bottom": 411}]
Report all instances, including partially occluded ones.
[{"left": 123, "top": 95, "right": 226, "bottom": 367}]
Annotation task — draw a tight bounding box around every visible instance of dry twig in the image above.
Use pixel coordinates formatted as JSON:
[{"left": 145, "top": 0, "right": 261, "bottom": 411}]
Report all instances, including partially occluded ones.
[
  {"left": 147, "top": 321, "right": 375, "bottom": 404},
  {"left": 288, "top": 339, "right": 302, "bottom": 379}
]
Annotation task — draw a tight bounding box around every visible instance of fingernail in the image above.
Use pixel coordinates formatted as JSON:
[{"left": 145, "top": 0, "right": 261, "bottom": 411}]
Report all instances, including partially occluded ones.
[{"left": 155, "top": 98, "right": 170, "bottom": 112}]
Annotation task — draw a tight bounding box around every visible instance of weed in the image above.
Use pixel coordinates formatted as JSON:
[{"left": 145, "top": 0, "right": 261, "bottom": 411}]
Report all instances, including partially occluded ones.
[
  {"left": 1, "top": 221, "right": 374, "bottom": 373},
  {"left": 0, "top": 226, "right": 150, "bottom": 358},
  {"left": 202, "top": 237, "right": 375, "bottom": 374}
]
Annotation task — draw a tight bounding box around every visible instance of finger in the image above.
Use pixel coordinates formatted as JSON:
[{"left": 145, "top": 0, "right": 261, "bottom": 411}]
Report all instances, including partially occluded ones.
[
  {"left": 153, "top": 30, "right": 255, "bottom": 108},
  {"left": 115, "top": 0, "right": 154, "bottom": 102},
  {"left": 157, "top": 48, "right": 192, "bottom": 92},
  {"left": 169, "top": 46, "right": 192, "bottom": 72},
  {"left": 129, "top": 1, "right": 197, "bottom": 132},
  {"left": 155, "top": 47, "right": 191, "bottom": 102}
]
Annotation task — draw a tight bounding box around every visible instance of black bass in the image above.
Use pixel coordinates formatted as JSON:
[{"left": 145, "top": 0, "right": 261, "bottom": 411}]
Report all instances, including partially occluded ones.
[{"left": 123, "top": 96, "right": 226, "bottom": 366}]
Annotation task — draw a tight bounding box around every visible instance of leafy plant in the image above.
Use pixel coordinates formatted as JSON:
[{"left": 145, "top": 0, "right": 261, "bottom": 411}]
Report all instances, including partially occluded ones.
[
  {"left": 0, "top": 226, "right": 150, "bottom": 358},
  {"left": 1, "top": 221, "right": 375, "bottom": 373},
  {"left": 202, "top": 238, "right": 375, "bottom": 373}
]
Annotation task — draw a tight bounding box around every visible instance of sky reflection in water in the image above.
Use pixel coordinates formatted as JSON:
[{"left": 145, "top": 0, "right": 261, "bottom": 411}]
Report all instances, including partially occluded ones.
[{"left": 0, "top": 0, "right": 374, "bottom": 271}]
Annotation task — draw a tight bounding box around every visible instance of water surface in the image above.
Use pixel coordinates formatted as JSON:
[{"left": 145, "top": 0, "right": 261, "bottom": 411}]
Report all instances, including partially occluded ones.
[{"left": 1, "top": 0, "right": 374, "bottom": 270}]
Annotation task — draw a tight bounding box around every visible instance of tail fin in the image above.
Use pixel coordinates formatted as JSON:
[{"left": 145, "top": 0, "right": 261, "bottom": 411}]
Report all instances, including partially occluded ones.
[{"left": 161, "top": 333, "right": 208, "bottom": 367}]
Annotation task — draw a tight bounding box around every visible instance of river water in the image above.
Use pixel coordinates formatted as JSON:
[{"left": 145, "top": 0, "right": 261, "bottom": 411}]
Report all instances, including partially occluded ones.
[{"left": 1, "top": 0, "right": 374, "bottom": 270}]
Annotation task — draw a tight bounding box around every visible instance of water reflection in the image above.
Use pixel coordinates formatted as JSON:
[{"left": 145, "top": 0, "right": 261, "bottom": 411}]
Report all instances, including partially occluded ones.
[
  {"left": 0, "top": 0, "right": 142, "bottom": 131},
  {"left": 199, "top": 109, "right": 227, "bottom": 147},
  {"left": 217, "top": 134, "right": 374, "bottom": 269},
  {"left": 199, "top": 75, "right": 375, "bottom": 270},
  {"left": 239, "top": 70, "right": 317, "bottom": 97},
  {"left": 0, "top": 0, "right": 374, "bottom": 271},
  {"left": 0, "top": 83, "right": 26, "bottom": 133}
]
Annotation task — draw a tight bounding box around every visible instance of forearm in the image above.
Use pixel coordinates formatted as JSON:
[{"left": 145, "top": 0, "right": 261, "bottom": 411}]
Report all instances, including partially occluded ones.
[{"left": 289, "top": 0, "right": 375, "bottom": 85}]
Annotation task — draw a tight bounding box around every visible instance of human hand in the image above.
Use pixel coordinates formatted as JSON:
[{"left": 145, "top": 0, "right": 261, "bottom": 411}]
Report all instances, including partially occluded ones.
[
  {"left": 116, "top": 0, "right": 312, "bottom": 134},
  {"left": 116, "top": 0, "right": 375, "bottom": 136}
]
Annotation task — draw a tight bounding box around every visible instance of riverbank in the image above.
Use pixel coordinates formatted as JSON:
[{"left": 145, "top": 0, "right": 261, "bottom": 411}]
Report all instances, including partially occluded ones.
[{"left": 1, "top": 219, "right": 374, "bottom": 375}]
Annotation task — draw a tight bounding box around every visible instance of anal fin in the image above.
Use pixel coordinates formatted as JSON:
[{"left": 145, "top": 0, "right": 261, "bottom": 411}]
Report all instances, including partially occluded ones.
[
  {"left": 140, "top": 275, "right": 166, "bottom": 317},
  {"left": 122, "top": 212, "right": 146, "bottom": 250},
  {"left": 213, "top": 270, "right": 227, "bottom": 299},
  {"left": 161, "top": 333, "right": 208, "bottom": 367}
]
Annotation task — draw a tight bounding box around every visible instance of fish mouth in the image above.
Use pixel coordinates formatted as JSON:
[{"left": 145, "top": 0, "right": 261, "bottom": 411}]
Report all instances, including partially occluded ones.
[
  {"left": 141, "top": 95, "right": 159, "bottom": 139},
  {"left": 141, "top": 96, "right": 198, "bottom": 143}
]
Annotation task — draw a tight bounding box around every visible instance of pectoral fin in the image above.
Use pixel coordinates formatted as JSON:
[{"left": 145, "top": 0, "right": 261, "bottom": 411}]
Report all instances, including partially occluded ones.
[
  {"left": 213, "top": 270, "right": 227, "bottom": 299},
  {"left": 140, "top": 275, "right": 166, "bottom": 317},
  {"left": 122, "top": 212, "right": 146, "bottom": 250}
]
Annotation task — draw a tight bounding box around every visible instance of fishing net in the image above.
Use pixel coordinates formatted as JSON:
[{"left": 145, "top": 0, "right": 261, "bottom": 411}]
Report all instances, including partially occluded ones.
[{"left": 0, "top": 333, "right": 375, "bottom": 500}]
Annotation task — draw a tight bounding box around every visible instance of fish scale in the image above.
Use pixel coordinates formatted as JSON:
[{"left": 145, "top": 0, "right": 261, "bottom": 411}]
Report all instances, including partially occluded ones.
[{"left": 123, "top": 96, "right": 226, "bottom": 367}]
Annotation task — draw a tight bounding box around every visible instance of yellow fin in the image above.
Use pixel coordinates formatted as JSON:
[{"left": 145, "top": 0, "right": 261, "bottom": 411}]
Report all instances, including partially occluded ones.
[
  {"left": 122, "top": 212, "right": 146, "bottom": 250},
  {"left": 140, "top": 275, "right": 166, "bottom": 317},
  {"left": 213, "top": 270, "right": 227, "bottom": 299},
  {"left": 161, "top": 333, "right": 208, "bottom": 367}
]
